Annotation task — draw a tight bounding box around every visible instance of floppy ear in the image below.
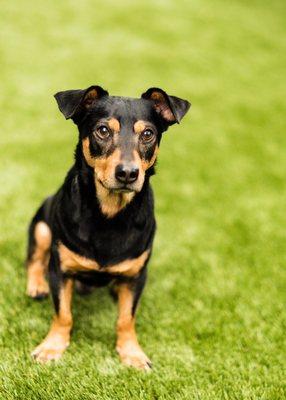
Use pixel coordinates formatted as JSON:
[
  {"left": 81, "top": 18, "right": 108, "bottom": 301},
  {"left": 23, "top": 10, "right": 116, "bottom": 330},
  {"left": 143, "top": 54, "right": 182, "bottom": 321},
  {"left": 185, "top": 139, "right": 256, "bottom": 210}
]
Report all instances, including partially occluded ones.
[
  {"left": 54, "top": 85, "right": 108, "bottom": 120},
  {"left": 141, "top": 87, "right": 190, "bottom": 125}
]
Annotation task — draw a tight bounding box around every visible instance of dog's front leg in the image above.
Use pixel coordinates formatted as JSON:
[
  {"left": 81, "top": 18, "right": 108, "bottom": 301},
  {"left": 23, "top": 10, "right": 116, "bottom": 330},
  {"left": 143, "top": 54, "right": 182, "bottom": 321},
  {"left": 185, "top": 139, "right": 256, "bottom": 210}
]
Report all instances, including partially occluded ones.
[
  {"left": 115, "top": 267, "right": 151, "bottom": 371},
  {"left": 32, "top": 245, "right": 73, "bottom": 363}
]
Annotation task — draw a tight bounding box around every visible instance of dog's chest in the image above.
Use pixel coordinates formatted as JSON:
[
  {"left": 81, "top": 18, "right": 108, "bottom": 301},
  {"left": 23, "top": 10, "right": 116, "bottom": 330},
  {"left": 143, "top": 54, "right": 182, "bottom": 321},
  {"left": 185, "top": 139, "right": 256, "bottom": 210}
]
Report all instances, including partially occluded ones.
[{"left": 59, "top": 243, "right": 149, "bottom": 278}]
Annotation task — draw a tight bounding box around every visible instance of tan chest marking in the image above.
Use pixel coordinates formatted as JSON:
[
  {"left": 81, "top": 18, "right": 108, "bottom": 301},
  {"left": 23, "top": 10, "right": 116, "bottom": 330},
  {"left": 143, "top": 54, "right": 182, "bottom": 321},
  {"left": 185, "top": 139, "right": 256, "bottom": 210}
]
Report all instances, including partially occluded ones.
[
  {"left": 59, "top": 243, "right": 149, "bottom": 277},
  {"left": 59, "top": 243, "right": 100, "bottom": 271}
]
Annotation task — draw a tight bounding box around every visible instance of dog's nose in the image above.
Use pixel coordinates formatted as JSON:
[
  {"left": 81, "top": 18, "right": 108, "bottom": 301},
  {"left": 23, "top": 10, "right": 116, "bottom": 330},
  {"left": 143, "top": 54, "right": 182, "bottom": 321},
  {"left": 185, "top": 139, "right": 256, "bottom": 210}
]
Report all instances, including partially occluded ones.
[{"left": 115, "top": 164, "right": 139, "bottom": 184}]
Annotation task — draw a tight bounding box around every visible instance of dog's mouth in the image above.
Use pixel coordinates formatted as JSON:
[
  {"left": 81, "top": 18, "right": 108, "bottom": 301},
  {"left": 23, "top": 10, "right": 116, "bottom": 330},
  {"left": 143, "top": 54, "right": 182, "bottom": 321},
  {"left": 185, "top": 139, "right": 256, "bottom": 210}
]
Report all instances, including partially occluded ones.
[
  {"left": 112, "top": 188, "right": 134, "bottom": 194},
  {"left": 98, "top": 179, "right": 136, "bottom": 194}
]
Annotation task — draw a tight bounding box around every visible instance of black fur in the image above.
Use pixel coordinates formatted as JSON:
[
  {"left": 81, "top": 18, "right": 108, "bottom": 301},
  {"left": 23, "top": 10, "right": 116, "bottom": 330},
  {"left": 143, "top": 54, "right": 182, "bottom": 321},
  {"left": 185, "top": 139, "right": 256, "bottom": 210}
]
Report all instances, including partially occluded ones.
[{"left": 27, "top": 86, "right": 190, "bottom": 350}]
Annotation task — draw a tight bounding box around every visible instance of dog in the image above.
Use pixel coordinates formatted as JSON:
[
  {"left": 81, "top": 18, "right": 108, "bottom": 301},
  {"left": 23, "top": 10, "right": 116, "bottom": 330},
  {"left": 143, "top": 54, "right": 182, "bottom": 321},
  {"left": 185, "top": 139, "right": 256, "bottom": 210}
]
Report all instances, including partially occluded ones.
[{"left": 26, "top": 85, "right": 190, "bottom": 370}]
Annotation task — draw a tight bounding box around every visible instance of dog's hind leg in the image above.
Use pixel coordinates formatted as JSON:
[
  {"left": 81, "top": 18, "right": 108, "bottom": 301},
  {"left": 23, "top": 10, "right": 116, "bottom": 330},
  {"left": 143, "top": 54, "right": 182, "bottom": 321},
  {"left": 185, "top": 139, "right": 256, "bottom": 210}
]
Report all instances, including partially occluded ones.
[{"left": 26, "top": 219, "right": 51, "bottom": 299}]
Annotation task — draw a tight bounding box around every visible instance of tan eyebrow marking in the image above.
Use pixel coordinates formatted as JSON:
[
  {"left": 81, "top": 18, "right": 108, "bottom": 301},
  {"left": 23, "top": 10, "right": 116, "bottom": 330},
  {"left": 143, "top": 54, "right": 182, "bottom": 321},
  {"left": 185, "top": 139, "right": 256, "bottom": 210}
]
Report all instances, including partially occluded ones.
[
  {"left": 133, "top": 120, "right": 147, "bottom": 134},
  {"left": 107, "top": 118, "right": 120, "bottom": 134}
]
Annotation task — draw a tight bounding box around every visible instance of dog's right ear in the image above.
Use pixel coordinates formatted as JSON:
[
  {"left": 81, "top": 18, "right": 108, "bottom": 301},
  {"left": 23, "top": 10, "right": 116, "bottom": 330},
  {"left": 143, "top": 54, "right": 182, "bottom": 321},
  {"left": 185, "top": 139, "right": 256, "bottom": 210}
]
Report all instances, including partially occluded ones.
[{"left": 54, "top": 85, "right": 108, "bottom": 121}]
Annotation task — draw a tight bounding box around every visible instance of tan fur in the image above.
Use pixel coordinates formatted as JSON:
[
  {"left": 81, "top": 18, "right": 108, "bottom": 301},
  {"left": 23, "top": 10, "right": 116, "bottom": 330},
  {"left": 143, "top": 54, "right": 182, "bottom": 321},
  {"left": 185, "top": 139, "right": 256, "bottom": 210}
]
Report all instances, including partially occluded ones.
[
  {"left": 26, "top": 222, "right": 51, "bottom": 297},
  {"left": 133, "top": 120, "right": 147, "bottom": 134},
  {"left": 132, "top": 121, "right": 159, "bottom": 172},
  {"left": 81, "top": 123, "right": 157, "bottom": 218},
  {"left": 94, "top": 148, "right": 121, "bottom": 186},
  {"left": 82, "top": 142, "right": 135, "bottom": 217},
  {"left": 106, "top": 251, "right": 149, "bottom": 276},
  {"left": 142, "top": 145, "right": 159, "bottom": 171},
  {"left": 32, "top": 279, "right": 73, "bottom": 362},
  {"left": 35, "top": 222, "right": 52, "bottom": 251},
  {"left": 149, "top": 91, "right": 175, "bottom": 122},
  {"left": 59, "top": 243, "right": 149, "bottom": 277},
  {"left": 59, "top": 243, "right": 100, "bottom": 271},
  {"left": 82, "top": 137, "right": 95, "bottom": 168},
  {"left": 84, "top": 89, "right": 98, "bottom": 108},
  {"left": 116, "top": 283, "right": 151, "bottom": 370},
  {"left": 133, "top": 145, "right": 159, "bottom": 173},
  {"left": 107, "top": 117, "right": 120, "bottom": 133},
  {"left": 95, "top": 180, "right": 135, "bottom": 218}
]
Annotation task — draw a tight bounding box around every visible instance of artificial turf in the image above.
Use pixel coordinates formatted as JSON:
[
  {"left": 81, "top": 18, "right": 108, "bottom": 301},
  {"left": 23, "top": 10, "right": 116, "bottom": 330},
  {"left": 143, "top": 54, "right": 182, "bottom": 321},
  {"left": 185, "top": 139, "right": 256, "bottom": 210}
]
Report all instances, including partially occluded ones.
[{"left": 0, "top": 0, "right": 285, "bottom": 398}]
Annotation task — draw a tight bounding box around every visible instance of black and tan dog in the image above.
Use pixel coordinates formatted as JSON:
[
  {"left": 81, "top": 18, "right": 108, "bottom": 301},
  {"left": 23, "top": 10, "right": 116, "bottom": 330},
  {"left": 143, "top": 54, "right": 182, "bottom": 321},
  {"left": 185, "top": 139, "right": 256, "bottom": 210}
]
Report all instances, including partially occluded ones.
[{"left": 26, "top": 85, "right": 190, "bottom": 370}]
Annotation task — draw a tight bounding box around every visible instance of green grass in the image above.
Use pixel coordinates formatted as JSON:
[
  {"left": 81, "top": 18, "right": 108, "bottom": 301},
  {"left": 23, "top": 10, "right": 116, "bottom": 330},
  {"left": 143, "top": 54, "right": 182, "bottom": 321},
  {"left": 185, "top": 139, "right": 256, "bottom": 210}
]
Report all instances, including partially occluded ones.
[{"left": 0, "top": 0, "right": 286, "bottom": 398}]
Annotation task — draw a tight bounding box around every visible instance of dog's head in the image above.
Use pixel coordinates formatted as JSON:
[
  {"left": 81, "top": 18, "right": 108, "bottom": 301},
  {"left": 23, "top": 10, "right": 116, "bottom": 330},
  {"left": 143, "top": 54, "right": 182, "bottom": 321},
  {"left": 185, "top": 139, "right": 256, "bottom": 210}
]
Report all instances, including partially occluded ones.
[{"left": 55, "top": 86, "right": 190, "bottom": 193}]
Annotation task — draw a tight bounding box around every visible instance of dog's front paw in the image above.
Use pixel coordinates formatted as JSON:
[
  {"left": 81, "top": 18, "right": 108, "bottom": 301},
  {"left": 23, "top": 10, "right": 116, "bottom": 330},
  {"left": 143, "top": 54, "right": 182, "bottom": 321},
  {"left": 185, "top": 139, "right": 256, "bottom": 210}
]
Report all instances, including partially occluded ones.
[
  {"left": 31, "top": 337, "right": 69, "bottom": 363},
  {"left": 117, "top": 342, "right": 152, "bottom": 371},
  {"left": 27, "top": 277, "right": 49, "bottom": 299}
]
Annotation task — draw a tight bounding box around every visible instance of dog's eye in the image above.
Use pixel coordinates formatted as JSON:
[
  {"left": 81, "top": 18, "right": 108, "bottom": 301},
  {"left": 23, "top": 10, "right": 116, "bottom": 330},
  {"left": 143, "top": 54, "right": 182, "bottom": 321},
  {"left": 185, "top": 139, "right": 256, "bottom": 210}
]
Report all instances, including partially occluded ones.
[
  {"left": 96, "top": 125, "right": 110, "bottom": 140},
  {"left": 141, "top": 129, "right": 155, "bottom": 143}
]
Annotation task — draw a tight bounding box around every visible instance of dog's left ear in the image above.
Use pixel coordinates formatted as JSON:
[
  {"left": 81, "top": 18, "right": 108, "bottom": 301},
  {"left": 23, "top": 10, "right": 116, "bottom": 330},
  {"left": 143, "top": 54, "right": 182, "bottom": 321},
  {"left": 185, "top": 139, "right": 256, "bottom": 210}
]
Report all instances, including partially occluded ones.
[
  {"left": 54, "top": 85, "right": 108, "bottom": 121},
  {"left": 141, "top": 87, "right": 191, "bottom": 125}
]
